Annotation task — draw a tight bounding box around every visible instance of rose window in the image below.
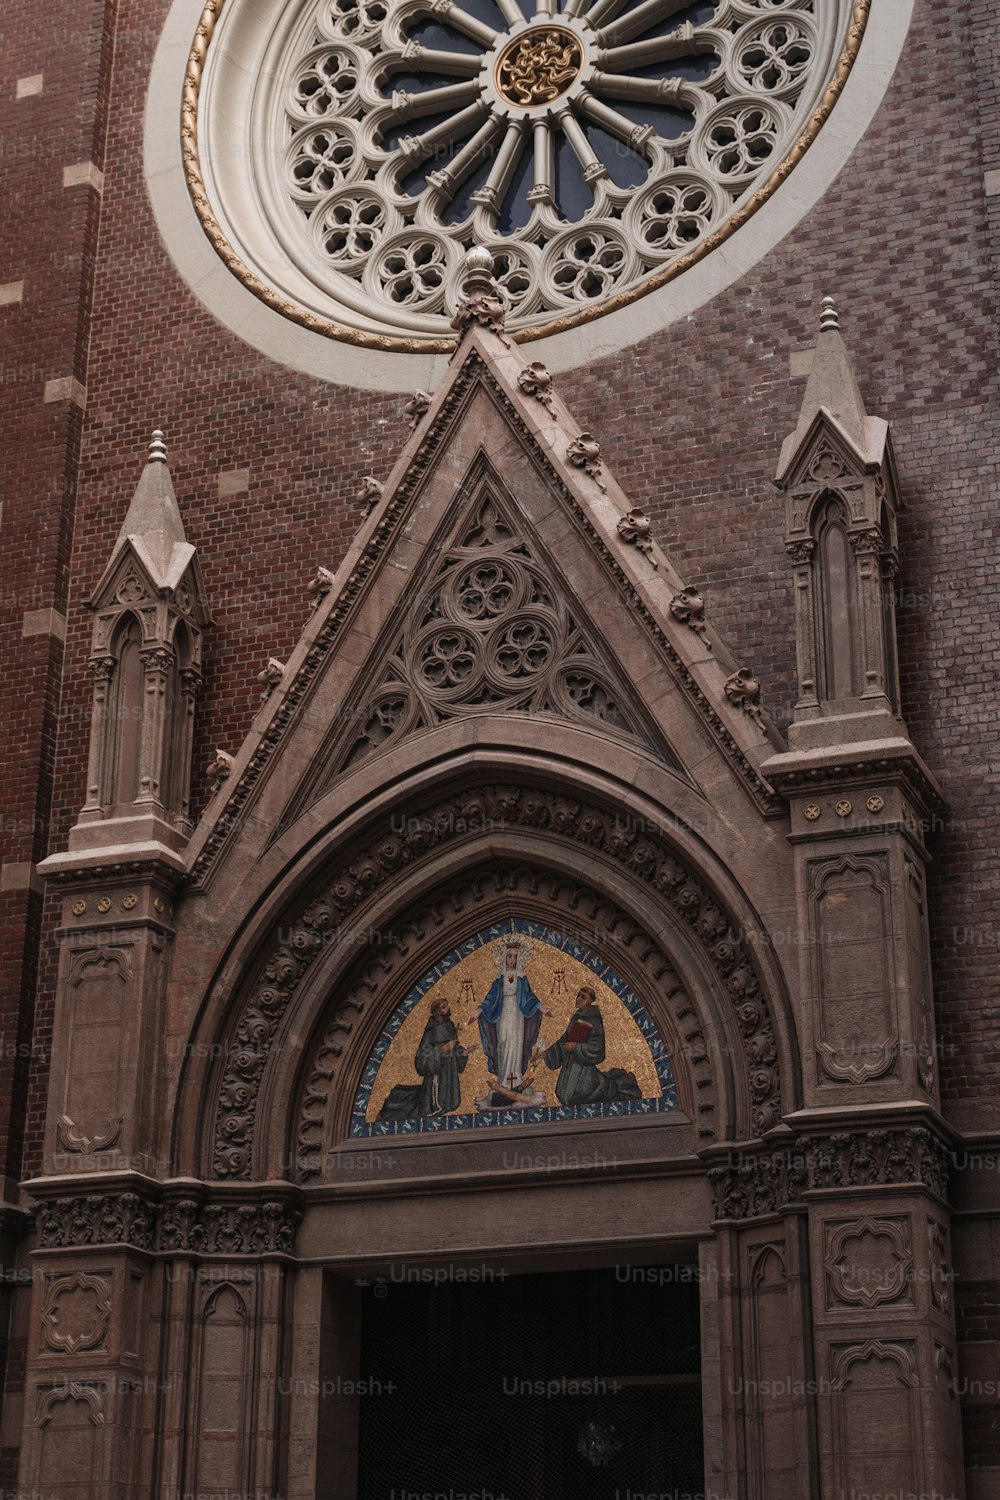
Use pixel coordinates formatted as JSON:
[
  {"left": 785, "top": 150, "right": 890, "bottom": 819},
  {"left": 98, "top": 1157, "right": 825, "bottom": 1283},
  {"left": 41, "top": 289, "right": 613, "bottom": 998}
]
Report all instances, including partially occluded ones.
[{"left": 190, "top": 0, "right": 861, "bottom": 345}]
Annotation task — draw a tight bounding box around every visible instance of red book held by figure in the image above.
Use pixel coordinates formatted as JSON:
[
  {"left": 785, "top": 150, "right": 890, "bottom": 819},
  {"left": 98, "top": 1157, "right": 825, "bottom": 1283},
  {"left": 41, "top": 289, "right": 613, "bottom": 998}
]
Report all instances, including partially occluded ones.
[{"left": 564, "top": 1017, "right": 593, "bottom": 1045}]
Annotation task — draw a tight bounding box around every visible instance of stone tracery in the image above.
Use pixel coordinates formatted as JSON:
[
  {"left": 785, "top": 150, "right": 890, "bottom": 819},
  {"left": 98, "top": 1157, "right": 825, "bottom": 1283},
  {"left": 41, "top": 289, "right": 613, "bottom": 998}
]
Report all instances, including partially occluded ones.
[{"left": 196, "top": 0, "right": 858, "bottom": 341}]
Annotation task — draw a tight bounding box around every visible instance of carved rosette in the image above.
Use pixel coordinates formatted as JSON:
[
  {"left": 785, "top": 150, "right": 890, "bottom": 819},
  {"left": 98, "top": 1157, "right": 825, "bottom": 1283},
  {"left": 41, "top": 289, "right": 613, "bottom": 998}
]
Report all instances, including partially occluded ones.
[{"left": 41, "top": 1272, "right": 113, "bottom": 1355}]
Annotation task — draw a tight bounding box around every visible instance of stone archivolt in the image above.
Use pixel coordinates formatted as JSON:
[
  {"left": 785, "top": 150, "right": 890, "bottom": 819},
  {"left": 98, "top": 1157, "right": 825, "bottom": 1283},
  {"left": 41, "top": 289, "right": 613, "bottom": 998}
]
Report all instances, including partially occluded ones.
[{"left": 211, "top": 783, "right": 783, "bottom": 1179}]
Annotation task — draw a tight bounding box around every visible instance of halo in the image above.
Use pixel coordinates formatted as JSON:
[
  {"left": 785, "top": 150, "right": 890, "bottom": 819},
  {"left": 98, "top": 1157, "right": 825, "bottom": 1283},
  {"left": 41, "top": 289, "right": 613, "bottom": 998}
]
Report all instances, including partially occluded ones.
[{"left": 491, "top": 934, "right": 534, "bottom": 971}]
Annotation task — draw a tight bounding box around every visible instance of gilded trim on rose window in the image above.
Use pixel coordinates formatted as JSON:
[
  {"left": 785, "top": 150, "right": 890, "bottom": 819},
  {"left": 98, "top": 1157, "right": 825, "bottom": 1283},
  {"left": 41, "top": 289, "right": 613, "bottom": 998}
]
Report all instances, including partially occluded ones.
[{"left": 180, "top": 0, "right": 872, "bottom": 353}]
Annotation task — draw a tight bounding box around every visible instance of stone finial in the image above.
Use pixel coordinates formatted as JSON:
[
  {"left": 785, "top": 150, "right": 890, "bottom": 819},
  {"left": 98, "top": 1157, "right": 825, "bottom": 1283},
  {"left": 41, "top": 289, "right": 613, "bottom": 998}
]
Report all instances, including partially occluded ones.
[
  {"left": 149, "top": 428, "right": 167, "bottom": 464},
  {"left": 463, "top": 244, "right": 494, "bottom": 286},
  {"left": 819, "top": 296, "right": 839, "bottom": 333},
  {"left": 451, "top": 245, "right": 505, "bottom": 333}
]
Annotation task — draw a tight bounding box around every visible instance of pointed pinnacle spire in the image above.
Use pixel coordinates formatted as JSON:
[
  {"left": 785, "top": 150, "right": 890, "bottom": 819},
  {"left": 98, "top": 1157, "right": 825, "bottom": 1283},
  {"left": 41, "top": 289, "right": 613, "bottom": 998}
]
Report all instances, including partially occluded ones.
[
  {"left": 775, "top": 291, "right": 889, "bottom": 480},
  {"left": 108, "top": 425, "right": 193, "bottom": 587},
  {"left": 790, "top": 289, "right": 870, "bottom": 452}
]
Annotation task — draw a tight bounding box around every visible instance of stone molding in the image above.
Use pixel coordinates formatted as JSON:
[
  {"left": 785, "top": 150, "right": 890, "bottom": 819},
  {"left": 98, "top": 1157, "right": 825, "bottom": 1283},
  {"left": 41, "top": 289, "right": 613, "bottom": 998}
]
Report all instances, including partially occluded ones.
[
  {"left": 33, "top": 1189, "right": 300, "bottom": 1256},
  {"left": 707, "top": 1125, "right": 950, "bottom": 1221},
  {"left": 211, "top": 784, "right": 784, "bottom": 1177}
]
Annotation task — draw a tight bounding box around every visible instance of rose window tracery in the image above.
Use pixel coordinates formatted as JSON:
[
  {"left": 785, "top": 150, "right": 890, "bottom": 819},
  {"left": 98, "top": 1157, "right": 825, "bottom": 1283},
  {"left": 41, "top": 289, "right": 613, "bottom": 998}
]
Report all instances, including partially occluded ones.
[{"left": 190, "top": 0, "right": 860, "bottom": 344}]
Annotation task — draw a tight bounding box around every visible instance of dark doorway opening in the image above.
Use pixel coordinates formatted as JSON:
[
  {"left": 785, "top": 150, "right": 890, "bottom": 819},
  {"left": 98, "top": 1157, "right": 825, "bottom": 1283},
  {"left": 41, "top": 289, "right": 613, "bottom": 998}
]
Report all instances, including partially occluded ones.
[{"left": 356, "top": 1262, "right": 704, "bottom": 1499}]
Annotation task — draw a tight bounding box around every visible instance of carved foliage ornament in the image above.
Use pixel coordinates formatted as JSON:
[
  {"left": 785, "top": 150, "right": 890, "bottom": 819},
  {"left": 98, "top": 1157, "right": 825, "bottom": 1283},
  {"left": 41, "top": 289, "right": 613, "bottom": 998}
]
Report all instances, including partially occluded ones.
[
  {"left": 184, "top": 0, "right": 868, "bottom": 347},
  {"left": 212, "top": 783, "right": 782, "bottom": 1177},
  {"left": 35, "top": 1193, "right": 300, "bottom": 1255},
  {"left": 708, "top": 1127, "right": 950, "bottom": 1221}
]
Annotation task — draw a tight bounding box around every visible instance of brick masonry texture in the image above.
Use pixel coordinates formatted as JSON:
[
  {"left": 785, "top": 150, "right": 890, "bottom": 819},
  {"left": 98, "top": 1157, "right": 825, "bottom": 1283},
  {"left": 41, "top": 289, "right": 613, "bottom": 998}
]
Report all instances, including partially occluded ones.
[{"left": 1, "top": 0, "right": 999, "bottom": 1476}]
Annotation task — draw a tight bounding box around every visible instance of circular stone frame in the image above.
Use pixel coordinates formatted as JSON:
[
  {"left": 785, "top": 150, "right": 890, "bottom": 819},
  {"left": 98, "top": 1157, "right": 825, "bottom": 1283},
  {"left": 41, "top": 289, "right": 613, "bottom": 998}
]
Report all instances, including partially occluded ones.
[{"left": 147, "top": 0, "right": 913, "bottom": 390}]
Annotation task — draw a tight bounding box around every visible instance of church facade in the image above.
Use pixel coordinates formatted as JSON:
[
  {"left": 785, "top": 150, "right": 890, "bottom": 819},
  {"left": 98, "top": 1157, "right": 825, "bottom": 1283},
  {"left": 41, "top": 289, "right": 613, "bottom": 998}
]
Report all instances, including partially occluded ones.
[{"left": 0, "top": 0, "right": 998, "bottom": 1496}]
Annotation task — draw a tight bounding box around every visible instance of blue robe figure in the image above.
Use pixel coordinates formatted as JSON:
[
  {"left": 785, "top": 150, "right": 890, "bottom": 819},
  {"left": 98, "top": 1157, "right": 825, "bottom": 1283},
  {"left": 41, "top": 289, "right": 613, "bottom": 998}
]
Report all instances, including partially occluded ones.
[{"left": 477, "top": 973, "right": 544, "bottom": 1089}]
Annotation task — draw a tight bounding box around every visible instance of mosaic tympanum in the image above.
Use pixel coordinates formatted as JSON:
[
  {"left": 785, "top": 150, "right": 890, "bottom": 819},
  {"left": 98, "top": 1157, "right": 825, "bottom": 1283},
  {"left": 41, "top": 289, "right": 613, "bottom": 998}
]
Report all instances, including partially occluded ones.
[{"left": 352, "top": 920, "right": 677, "bottom": 1133}]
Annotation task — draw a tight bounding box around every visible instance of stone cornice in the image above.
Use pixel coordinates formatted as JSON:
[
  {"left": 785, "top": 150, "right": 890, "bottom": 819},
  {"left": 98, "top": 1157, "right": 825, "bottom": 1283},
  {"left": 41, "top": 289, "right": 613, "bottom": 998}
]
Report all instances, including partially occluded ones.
[
  {"left": 27, "top": 1176, "right": 302, "bottom": 1256},
  {"left": 761, "top": 739, "right": 944, "bottom": 816},
  {"left": 704, "top": 1123, "right": 951, "bottom": 1222}
]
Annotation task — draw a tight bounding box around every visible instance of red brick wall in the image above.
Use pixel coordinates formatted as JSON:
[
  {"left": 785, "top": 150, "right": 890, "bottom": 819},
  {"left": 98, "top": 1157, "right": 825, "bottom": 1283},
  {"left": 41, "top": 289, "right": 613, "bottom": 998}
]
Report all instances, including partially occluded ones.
[{"left": 0, "top": 0, "right": 117, "bottom": 1481}]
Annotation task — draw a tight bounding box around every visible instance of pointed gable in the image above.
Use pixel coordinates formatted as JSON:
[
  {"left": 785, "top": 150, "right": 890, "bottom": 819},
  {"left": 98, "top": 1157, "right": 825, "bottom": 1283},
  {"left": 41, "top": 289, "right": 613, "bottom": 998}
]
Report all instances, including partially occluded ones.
[
  {"left": 187, "top": 253, "right": 786, "bottom": 885},
  {"left": 776, "top": 298, "right": 891, "bottom": 487},
  {"left": 90, "top": 431, "right": 204, "bottom": 607}
]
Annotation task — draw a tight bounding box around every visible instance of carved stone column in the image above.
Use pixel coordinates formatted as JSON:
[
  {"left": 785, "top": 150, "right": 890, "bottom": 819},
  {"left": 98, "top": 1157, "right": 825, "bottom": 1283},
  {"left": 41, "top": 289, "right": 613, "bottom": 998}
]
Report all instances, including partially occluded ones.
[
  {"left": 709, "top": 1127, "right": 964, "bottom": 1499},
  {"left": 42, "top": 870, "right": 179, "bottom": 1177},
  {"left": 136, "top": 646, "right": 174, "bottom": 812},
  {"left": 80, "top": 656, "right": 117, "bottom": 823},
  {"left": 18, "top": 1185, "right": 300, "bottom": 1499},
  {"left": 174, "top": 666, "right": 203, "bottom": 830}
]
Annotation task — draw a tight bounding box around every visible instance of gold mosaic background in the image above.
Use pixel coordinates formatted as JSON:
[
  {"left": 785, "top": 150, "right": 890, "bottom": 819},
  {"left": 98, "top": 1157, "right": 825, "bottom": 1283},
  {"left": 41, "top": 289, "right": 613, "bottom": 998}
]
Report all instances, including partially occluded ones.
[{"left": 365, "top": 937, "right": 660, "bottom": 1120}]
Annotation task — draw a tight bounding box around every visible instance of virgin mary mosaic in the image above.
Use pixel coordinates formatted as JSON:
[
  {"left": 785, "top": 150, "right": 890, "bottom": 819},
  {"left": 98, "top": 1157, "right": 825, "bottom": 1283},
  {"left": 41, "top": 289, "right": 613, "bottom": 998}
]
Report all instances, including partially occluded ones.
[{"left": 352, "top": 922, "right": 678, "bottom": 1135}]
